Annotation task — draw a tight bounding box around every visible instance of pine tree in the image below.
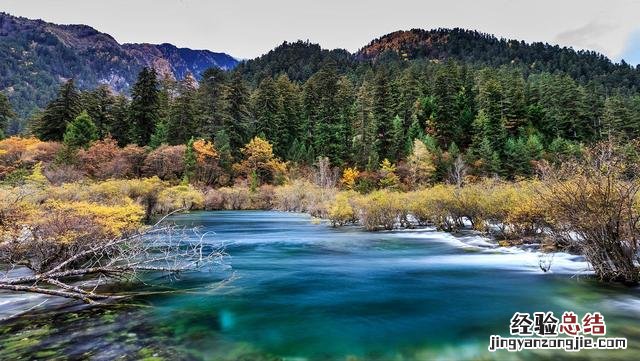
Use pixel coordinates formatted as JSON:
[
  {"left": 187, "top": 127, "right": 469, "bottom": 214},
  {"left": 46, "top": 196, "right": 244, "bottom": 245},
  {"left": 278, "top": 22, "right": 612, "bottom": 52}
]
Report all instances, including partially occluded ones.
[
  {"left": 149, "top": 120, "right": 169, "bottom": 149},
  {"left": 224, "top": 71, "right": 251, "bottom": 158},
  {"left": 602, "top": 95, "right": 634, "bottom": 140},
  {"left": 33, "top": 79, "right": 81, "bottom": 141},
  {"left": 110, "top": 95, "right": 131, "bottom": 146},
  {"left": 129, "top": 68, "right": 160, "bottom": 146},
  {"left": 168, "top": 74, "right": 199, "bottom": 144},
  {"left": 198, "top": 68, "right": 228, "bottom": 139},
  {"left": 431, "top": 62, "right": 463, "bottom": 146},
  {"left": 372, "top": 69, "right": 394, "bottom": 160},
  {"left": 275, "top": 74, "right": 303, "bottom": 157},
  {"left": 287, "top": 138, "right": 307, "bottom": 163},
  {"left": 0, "top": 93, "right": 15, "bottom": 139},
  {"left": 352, "top": 80, "right": 378, "bottom": 170},
  {"left": 81, "top": 84, "right": 115, "bottom": 138},
  {"left": 504, "top": 137, "right": 530, "bottom": 177},
  {"left": 390, "top": 115, "right": 405, "bottom": 161},
  {"left": 304, "top": 63, "right": 346, "bottom": 164},
  {"left": 253, "top": 77, "right": 281, "bottom": 150},
  {"left": 63, "top": 111, "right": 98, "bottom": 149},
  {"left": 214, "top": 129, "right": 233, "bottom": 172}
]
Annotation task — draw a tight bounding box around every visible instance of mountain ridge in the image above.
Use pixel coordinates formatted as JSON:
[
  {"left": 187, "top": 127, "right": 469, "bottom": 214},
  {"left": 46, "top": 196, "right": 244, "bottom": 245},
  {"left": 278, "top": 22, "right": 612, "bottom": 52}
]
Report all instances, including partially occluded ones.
[{"left": 0, "top": 12, "right": 238, "bottom": 118}]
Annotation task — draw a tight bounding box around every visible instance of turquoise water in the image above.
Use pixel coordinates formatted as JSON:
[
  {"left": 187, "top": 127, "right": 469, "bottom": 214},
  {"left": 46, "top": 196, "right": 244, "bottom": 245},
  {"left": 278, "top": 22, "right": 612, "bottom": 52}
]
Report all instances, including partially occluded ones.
[{"left": 2, "top": 210, "right": 640, "bottom": 360}]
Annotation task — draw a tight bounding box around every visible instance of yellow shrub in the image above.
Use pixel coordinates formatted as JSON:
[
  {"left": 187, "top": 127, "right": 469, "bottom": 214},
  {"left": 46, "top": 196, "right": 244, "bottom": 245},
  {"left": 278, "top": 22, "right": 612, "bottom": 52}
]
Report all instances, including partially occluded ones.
[
  {"left": 40, "top": 199, "right": 144, "bottom": 240},
  {"left": 409, "top": 185, "right": 458, "bottom": 231},
  {"left": 156, "top": 184, "right": 205, "bottom": 213},
  {"left": 353, "top": 190, "right": 406, "bottom": 231},
  {"left": 328, "top": 192, "right": 357, "bottom": 226}
]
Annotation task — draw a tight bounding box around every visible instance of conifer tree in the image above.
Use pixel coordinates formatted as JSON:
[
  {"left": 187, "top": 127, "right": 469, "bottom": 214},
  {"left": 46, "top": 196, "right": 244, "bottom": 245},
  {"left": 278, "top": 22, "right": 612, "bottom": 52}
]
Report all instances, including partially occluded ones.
[
  {"left": 352, "top": 80, "right": 378, "bottom": 169},
  {"left": 149, "top": 120, "right": 169, "bottom": 149},
  {"left": 109, "top": 95, "right": 131, "bottom": 146},
  {"left": 129, "top": 67, "right": 160, "bottom": 146},
  {"left": 0, "top": 93, "right": 15, "bottom": 139},
  {"left": 82, "top": 84, "right": 115, "bottom": 138},
  {"left": 372, "top": 70, "right": 394, "bottom": 160},
  {"left": 63, "top": 111, "right": 98, "bottom": 149},
  {"left": 198, "top": 68, "right": 228, "bottom": 139},
  {"left": 33, "top": 79, "right": 81, "bottom": 141},
  {"left": 224, "top": 71, "right": 252, "bottom": 158},
  {"left": 168, "top": 74, "right": 199, "bottom": 144}
]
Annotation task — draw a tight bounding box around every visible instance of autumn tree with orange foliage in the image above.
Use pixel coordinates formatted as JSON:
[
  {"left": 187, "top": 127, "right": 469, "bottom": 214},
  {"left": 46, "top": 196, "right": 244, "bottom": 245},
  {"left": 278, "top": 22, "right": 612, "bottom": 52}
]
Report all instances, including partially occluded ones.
[
  {"left": 77, "top": 137, "right": 144, "bottom": 179},
  {"left": 141, "top": 144, "right": 186, "bottom": 181},
  {"left": 0, "top": 137, "right": 61, "bottom": 178}
]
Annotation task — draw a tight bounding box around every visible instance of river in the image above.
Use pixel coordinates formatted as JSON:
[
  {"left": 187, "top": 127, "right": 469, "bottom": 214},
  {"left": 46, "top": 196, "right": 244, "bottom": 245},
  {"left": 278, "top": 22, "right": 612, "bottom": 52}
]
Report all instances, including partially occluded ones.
[{"left": 1, "top": 210, "right": 640, "bottom": 360}]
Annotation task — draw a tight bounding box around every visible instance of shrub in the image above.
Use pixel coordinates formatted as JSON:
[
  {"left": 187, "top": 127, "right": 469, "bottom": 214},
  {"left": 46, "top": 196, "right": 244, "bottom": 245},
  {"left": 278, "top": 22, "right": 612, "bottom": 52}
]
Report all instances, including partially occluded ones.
[
  {"left": 156, "top": 184, "right": 205, "bottom": 213},
  {"left": 142, "top": 145, "right": 186, "bottom": 181},
  {"left": 328, "top": 192, "right": 357, "bottom": 226},
  {"left": 353, "top": 190, "right": 405, "bottom": 231},
  {"left": 77, "top": 137, "right": 124, "bottom": 179}
]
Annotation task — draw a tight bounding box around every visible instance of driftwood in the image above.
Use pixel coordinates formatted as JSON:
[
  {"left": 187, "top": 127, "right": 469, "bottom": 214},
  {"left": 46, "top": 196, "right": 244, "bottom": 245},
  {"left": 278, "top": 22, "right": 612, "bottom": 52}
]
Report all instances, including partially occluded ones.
[{"left": 0, "top": 212, "right": 224, "bottom": 304}]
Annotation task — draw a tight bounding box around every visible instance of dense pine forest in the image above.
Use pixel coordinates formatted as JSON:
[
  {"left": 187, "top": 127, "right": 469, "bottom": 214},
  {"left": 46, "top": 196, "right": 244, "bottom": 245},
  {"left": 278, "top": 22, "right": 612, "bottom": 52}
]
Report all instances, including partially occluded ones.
[{"left": 3, "top": 35, "right": 640, "bottom": 182}]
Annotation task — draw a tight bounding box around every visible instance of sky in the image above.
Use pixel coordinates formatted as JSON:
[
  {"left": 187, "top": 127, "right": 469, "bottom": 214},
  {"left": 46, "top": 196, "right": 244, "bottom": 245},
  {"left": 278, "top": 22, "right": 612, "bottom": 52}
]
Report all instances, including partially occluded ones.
[{"left": 3, "top": 0, "right": 640, "bottom": 64}]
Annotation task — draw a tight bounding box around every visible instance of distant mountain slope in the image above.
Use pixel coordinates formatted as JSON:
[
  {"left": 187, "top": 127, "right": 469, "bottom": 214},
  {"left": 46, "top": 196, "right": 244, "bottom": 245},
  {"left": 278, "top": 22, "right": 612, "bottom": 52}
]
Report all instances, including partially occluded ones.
[
  {"left": 0, "top": 12, "right": 238, "bottom": 118},
  {"left": 356, "top": 28, "right": 640, "bottom": 90},
  {"left": 236, "top": 40, "right": 355, "bottom": 84}
]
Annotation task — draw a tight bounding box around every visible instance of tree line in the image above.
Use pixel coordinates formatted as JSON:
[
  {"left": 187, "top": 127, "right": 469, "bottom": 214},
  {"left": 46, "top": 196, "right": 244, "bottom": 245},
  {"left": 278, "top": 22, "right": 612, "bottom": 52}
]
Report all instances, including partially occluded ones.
[{"left": 11, "top": 57, "right": 638, "bottom": 182}]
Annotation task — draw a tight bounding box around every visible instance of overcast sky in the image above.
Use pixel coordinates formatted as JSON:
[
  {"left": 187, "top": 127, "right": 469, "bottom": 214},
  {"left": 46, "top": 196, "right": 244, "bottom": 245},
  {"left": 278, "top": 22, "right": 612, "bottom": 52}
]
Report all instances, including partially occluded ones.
[{"left": 3, "top": 0, "right": 640, "bottom": 64}]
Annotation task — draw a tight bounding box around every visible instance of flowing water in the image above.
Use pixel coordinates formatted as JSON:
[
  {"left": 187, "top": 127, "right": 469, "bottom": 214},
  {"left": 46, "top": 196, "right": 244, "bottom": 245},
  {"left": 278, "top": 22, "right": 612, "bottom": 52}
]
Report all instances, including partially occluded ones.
[{"left": 2, "top": 210, "right": 640, "bottom": 360}]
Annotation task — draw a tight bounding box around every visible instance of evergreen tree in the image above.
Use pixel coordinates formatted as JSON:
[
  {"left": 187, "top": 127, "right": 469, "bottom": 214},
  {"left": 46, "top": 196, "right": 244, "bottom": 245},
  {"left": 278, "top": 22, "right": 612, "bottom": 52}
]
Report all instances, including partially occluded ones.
[
  {"left": 129, "top": 67, "right": 160, "bottom": 145},
  {"left": 372, "top": 69, "right": 395, "bottom": 160},
  {"left": 390, "top": 115, "right": 405, "bottom": 160},
  {"left": 224, "top": 71, "right": 252, "bottom": 158},
  {"left": 168, "top": 74, "right": 199, "bottom": 144},
  {"left": 430, "top": 62, "right": 463, "bottom": 146},
  {"left": 81, "top": 85, "right": 115, "bottom": 138},
  {"left": 304, "top": 63, "right": 347, "bottom": 164},
  {"left": 110, "top": 95, "right": 131, "bottom": 146},
  {"left": 33, "top": 79, "right": 81, "bottom": 141},
  {"left": 149, "top": 120, "right": 169, "bottom": 149},
  {"left": 198, "top": 68, "right": 228, "bottom": 138},
  {"left": 352, "top": 80, "right": 378, "bottom": 169},
  {"left": 275, "top": 74, "right": 303, "bottom": 156},
  {"left": 183, "top": 137, "right": 197, "bottom": 183},
  {"left": 253, "top": 77, "right": 281, "bottom": 149},
  {"left": 602, "top": 95, "right": 635, "bottom": 140},
  {"left": 504, "top": 137, "right": 529, "bottom": 177},
  {"left": 0, "top": 93, "right": 15, "bottom": 139},
  {"left": 214, "top": 129, "right": 233, "bottom": 172},
  {"left": 63, "top": 111, "right": 98, "bottom": 149},
  {"left": 287, "top": 138, "right": 307, "bottom": 163}
]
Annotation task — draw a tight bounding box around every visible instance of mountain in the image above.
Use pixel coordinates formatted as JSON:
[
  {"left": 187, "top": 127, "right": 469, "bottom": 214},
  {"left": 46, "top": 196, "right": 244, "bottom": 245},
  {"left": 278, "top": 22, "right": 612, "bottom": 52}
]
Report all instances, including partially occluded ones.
[
  {"left": 236, "top": 28, "right": 640, "bottom": 94},
  {"left": 0, "top": 12, "right": 238, "bottom": 119},
  {"left": 356, "top": 28, "right": 640, "bottom": 90}
]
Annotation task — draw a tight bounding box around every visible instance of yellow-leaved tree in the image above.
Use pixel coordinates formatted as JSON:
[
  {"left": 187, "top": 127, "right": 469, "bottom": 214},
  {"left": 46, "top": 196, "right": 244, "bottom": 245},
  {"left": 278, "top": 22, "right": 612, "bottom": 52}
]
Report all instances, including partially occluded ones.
[
  {"left": 407, "top": 138, "right": 436, "bottom": 188},
  {"left": 340, "top": 167, "right": 359, "bottom": 190},
  {"left": 378, "top": 159, "right": 399, "bottom": 190},
  {"left": 232, "top": 137, "right": 286, "bottom": 187}
]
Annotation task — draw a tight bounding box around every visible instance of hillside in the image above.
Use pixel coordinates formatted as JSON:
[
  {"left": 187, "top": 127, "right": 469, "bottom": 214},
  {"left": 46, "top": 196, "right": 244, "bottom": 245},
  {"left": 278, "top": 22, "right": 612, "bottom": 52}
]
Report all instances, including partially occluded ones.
[
  {"left": 0, "top": 12, "right": 238, "bottom": 119},
  {"left": 236, "top": 40, "right": 355, "bottom": 84},
  {"left": 356, "top": 28, "right": 640, "bottom": 90}
]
